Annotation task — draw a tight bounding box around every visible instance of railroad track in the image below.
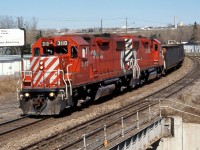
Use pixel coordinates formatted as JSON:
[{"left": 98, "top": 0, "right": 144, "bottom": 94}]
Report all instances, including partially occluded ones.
[
  {"left": 0, "top": 115, "right": 32, "bottom": 136},
  {"left": 147, "top": 56, "right": 200, "bottom": 99},
  {"left": 0, "top": 115, "right": 52, "bottom": 144},
  {"left": 22, "top": 56, "right": 200, "bottom": 150}
]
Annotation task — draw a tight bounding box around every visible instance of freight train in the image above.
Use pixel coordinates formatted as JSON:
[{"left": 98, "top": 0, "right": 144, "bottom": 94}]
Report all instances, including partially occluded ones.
[{"left": 17, "top": 34, "right": 184, "bottom": 115}]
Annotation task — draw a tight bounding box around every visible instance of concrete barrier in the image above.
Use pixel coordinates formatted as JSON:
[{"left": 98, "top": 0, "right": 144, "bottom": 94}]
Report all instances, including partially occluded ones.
[{"left": 157, "top": 116, "right": 200, "bottom": 150}]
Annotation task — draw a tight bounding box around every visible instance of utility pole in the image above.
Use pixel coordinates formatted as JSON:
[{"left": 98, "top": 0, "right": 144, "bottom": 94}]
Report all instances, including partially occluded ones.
[
  {"left": 20, "top": 29, "right": 26, "bottom": 72},
  {"left": 126, "top": 18, "right": 128, "bottom": 34},
  {"left": 101, "top": 19, "right": 103, "bottom": 34},
  {"left": 18, "top": 18, "right": 25, "bottom": 72},
  {"left": 174, "top": 16, "right": 177, "bottom": 29}
]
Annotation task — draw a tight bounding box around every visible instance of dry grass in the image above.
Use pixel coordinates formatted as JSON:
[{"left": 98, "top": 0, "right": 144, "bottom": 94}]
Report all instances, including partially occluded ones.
[
  {"left": 191, "top": 95, "right": 200, "bottom": 105},
  {"left": 0, "top": 76, "right": 19, "bottom": 96},
  {"left": 177, "top": 93, "right": 192, "bottom": 103}
]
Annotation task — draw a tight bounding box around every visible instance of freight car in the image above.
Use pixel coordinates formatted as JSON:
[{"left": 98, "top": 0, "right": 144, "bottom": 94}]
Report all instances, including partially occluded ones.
[
  {"left": 162, "top": 44, "right": 185, "bottom": 72},
  {"left": 17, "top": 34, "right": 183, "bottom": 115}
]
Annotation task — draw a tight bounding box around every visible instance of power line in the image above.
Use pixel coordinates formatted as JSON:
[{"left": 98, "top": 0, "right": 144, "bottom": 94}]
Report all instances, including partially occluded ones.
[{"left": 0, "top": 15, "right": 171, "bottom": 29}]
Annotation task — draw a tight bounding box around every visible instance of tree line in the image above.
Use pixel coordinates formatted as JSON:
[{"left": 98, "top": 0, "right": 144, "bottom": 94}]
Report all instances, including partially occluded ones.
[
  {"left": 0, "top": 15, "right": 199, "bottom": 54},
  {"left": 136, "top": 22, "right": 200, "bottom": 44}
]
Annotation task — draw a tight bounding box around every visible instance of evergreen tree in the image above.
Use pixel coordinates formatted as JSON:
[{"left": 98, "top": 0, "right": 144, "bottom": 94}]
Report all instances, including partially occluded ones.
[
  {"left": 190, "top": 22, "right": 198, "bottom": 42},
  {"left": 36, "top": 30, "right": 43, "bottom": 40},
  {"left": 150, "top": 34, "right": 157, "bottom": 39}
]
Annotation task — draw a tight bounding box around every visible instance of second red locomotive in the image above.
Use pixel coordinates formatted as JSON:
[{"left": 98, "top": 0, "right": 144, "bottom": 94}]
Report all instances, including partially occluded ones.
[{"left": 18, "top": 33, "right": 182, "bottom": 115}]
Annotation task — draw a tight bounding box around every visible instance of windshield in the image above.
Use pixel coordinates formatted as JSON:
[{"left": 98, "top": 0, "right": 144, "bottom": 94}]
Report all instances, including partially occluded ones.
[
  {"left": 56, "top": 46, "right": 68, "bottom": 54},
  {"left": 43, "top": 47, "right": 54, "bottom": 55}
]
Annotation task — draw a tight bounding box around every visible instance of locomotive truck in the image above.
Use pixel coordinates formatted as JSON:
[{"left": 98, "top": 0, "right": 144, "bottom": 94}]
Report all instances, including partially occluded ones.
[{"left": 17, "top": 34, "right": 184, "bottom": 115}]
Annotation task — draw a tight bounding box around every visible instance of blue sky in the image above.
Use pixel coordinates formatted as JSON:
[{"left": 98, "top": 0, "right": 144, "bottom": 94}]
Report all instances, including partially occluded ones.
[{"left": 0, "top": 0, "right": 199, "bottom": 29}]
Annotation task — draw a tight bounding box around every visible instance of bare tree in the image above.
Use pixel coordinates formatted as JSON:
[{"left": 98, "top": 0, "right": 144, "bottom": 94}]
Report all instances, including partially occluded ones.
[
  {"left": 25, "top": 17, "right": 39, "bottom": 44},
  {"left": 0, "top": 15, "right": 17, "bottom": 28}
]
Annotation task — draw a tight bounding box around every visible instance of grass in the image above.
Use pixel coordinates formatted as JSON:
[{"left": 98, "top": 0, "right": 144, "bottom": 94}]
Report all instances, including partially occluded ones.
[{"left": 0, "top": 76, "right": 19, "bottom": 96}]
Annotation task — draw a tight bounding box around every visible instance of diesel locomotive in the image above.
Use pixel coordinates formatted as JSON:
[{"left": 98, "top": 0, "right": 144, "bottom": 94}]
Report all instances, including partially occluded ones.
[{"left": 17, "top": 33, "right": 184, "bottom": 115}]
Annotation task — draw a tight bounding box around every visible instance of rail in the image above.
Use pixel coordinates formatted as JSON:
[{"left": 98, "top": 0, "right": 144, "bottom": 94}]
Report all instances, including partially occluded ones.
[{"left": 0, "top": 115, "right": 41, "bottom": 136}]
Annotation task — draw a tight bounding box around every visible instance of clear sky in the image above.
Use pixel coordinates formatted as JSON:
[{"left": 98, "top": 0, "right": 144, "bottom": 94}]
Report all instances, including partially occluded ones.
[{"left": 0, "top": 0, "right": 199, "bottom": 29}]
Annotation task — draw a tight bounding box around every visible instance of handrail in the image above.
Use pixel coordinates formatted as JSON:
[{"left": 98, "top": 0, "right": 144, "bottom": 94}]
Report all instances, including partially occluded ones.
[
  {"left": 59, "top": 70, "right": 68, "bottom": 99},
  {"left": 66, "top": 64, "right": 72, "bottom": 96},
  {"left": 129, "top": 58, "right": 140, "bottom": 79}
]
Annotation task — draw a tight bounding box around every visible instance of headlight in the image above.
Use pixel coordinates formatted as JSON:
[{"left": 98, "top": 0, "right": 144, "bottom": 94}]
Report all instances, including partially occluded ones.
[
  {"left": 40, "top": 66, "right": 44, "bottom": 70},
  {"left": 25, "top": 93, "right": 30, "bottom": 97},
  {"left": 49, "top": 92, "right": 55, "bottom": 97}
]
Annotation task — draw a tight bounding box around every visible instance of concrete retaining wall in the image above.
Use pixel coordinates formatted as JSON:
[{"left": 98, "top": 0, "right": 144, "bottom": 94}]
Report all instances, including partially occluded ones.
[{"left": 157, "top": 116, "right": 200, "bottom": 150}]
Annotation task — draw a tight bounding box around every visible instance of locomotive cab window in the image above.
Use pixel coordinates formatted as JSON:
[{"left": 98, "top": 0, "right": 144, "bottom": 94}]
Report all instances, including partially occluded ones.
[
  {"left": 101, "top": 42, "right": 109, "bottom": 50},
  {"left": 133, "top": 41, "right": 139, "bottom": 50},
  {"left": 43, "top": 47, "right": 54, "bottom": 55},
  {"left": 34, "top": 48, "right": 40, "bottom": 56},
  {"left": 56, "top": 46, "right": 68, "bottom": 54},
  {"left": 143, "top": 42, "right": 150, "bottom": 53},
  {"left": 71, "top": 46, "right": 78, "bottom": 58},
  {"left": 116, "top": 41, "right": 125, "bottom": 51},
  {"left": 154, "top": 44, "right": 158, "bottom": 51},
  {"left": 144, "top": 42, "right": 148, "bottom": 49},
  {"left": 97, "top": 41, "right": 109, "bottom": 51}
]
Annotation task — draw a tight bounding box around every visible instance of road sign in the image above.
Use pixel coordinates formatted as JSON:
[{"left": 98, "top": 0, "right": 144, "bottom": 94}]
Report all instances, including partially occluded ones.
[{"left": 0, "top": 29, "right": 25, "bottom": 47}]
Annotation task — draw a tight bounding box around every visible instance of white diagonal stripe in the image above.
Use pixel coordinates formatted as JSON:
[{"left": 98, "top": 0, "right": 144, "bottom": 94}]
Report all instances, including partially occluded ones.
[
  {"left": 30, "top": 57, "right": 37, "bottom": 68},
  {"left": 126, "top": 52, "right": 132, "bottom": 61},
  {"left": 33, "top": 62, "right": 39, "bottom": 72},
  {"left": 125, "top": 50, "right": 131, "bottom": 55},
  {"left": 125, "top": 39, "right": 132, "bottom": 49},
  {"left": 44, "top": 57, "right": 55, "bottom": 67},
  {"left": 33, "top": 70, "right": 42, "bottom": 84},
  {"left": 31, "top": 57, "right": 39, "bottom": 72},
  {"left": 127, "top": 39, "right": 132, "bottom": 43},
  {"left": 37, "top": 58, "right": 59, "bottom": 84}
]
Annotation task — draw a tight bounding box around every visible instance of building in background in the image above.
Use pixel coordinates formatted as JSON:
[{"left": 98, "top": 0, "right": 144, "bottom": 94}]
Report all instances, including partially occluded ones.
[
  {"left": 183, "top": 41, "right": 200, "bottom": 53},
  {"left": 0, "top": 55, "right": 30, "bottom": 76}
]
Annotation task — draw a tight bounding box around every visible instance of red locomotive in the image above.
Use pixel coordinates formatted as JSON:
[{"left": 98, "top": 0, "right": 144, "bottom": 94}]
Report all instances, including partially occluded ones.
[{"left": 18, "top": 33, "right": 183, "bottom": 115}]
